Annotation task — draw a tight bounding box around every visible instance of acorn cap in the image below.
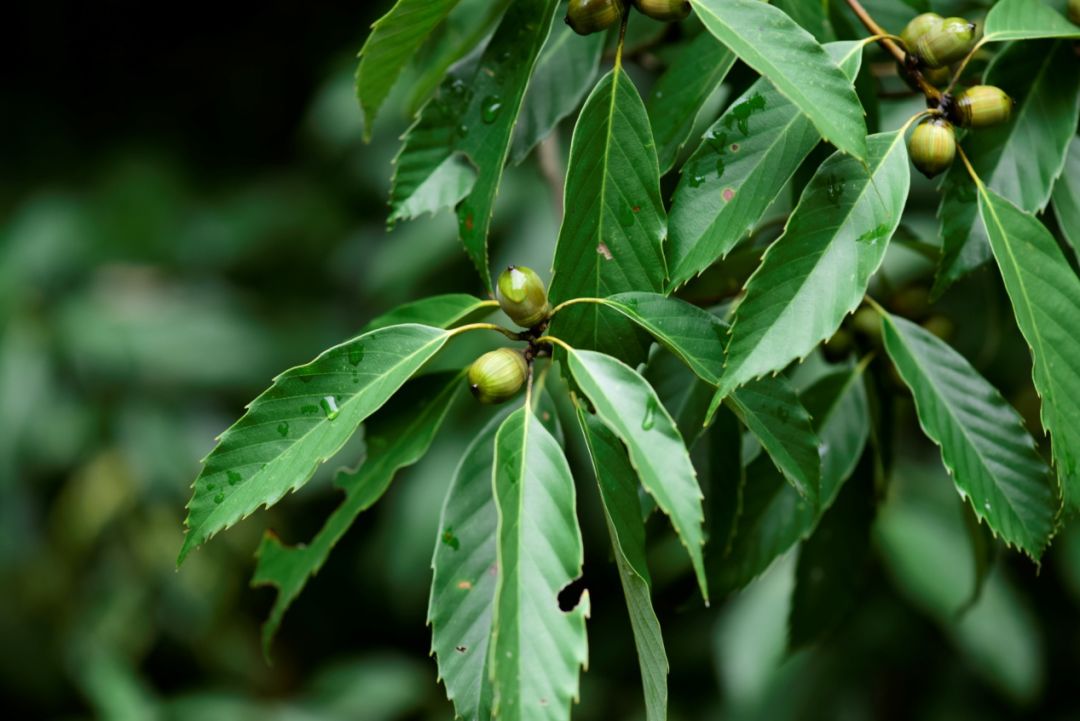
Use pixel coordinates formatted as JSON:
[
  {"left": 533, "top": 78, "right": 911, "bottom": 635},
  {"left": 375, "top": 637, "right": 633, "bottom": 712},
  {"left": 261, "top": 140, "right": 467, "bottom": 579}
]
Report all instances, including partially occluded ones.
[
  {"left": 900, "top": 13, "right": 944, "bottom": 55},
  {"left": 915, "top": 17, "right": 977, "bottom": 68},
  {"left": 633, "top": 0, "right": 691, "bottom": 22},
  {"left": 908, "top": 117, "right": 957, "bottom": 179},
  {"left": 468, "top": 348, "right": 528, "bottom": 405},
  {"left": 953, "top": 85, "right": 1013, "bottom": 128},
  {"left": 567, "top": 0, "right": 623, "bottom": 35},
  {"left": 497, "top": 265, "right": 551, "bottom": 328}
]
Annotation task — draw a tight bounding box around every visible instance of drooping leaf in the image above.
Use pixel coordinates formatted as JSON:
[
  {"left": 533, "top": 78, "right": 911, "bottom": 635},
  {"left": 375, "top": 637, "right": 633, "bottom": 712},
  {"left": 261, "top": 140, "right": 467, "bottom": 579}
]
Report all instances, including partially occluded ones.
[
  {"left": 646, "top": 31, "right": 737, "bottom": 174},
  {"left": 881, "top": 312, "right": 1056, "bottom": 558},
  {"left": 512, "top": 21, "right": 604, "bottom": 164},
  {"left": 548, "top": 67, "right": 667, "bottom": 365},
  {"left": 252, "top": 372, "right": 465, "bottom": 655},
  {"left": 982, "top": 0, "right": 1080, "bottom": 43},
  {"left": 724, "top": 376, "right": 821, "bottom": 506},
  {"left": 576, "top": 407, "right": 668, "bottom": 721},
  {"left": 1052, "top": 136, "right": 1080, "bottom": 256},
  {"left": 718, "top": 131, "right": 910, "bottom": 396},
  {"left": 364, "top": 294, "right": 497, "bottom": 332},
  {"left": 407, "top": 0, "right": 513, "bottom": 115},
  {"left": 355, "top": 0, "right": 464, "bottom": 140},
  {"left": 178, "top": 323, "right": 453, "bottom": 564},
  {"left": 800, "top": 364, "right": 871, "bottom": 507},
  {"left": 564, "top": 347, "right": 708, "bottom": 600},
  {"left": 932, "top": 41, "right": 1080, "bottom": 296},
  {"left": 666, "top": 41, "right": 865, "bottom": 289},
  {"left": 489, "top": 407, "right": 589, "bottom": 721},
  {"left": 710, "top": 363, "right": 868, "bottom": 593},
  {"left": 428, "top": 411, "right": 503, "bottom": 721},
  {"left": 979, "top": 185, "right": 1080, "bottom": 512},
  {"left": 789, "top": 462, "right": 875, "bottom": 649},
  {"left": 429, "top": 385, "right": 562, "bottom": 721},
  {"left": 390, "top": 0, "right": 558, "bottom": 289},
  {"left": 688, "top": 0, "right": 868, "bottom": 163}
]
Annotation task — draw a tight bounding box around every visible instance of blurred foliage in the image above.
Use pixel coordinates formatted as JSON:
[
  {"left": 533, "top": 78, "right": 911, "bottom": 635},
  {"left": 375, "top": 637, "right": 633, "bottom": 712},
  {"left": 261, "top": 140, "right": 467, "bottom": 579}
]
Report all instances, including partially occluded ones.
[{"left": 4, "top": 1, "right": 1080, "bottom": 720}]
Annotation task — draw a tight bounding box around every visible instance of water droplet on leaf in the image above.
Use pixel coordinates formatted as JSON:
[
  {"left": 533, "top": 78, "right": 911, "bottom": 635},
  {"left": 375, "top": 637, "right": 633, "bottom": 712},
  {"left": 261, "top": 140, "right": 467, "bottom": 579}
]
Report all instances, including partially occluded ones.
[
  {"left": 481, "top": 95, "right": 503, "bottom": 124},
  {"left": 642, "top": 398, "right": 657, "bottom": 431},
  {"left": 321, "top": 396, "right": 341, "bottom": 421}
]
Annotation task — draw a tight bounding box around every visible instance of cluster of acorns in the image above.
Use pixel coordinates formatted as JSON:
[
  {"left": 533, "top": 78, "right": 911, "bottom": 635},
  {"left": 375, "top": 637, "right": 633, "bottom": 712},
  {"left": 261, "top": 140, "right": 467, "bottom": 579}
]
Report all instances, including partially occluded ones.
[
  {"left": 901, "top": 13, "right": 1014, "bottom": 178},
  {"left": 467, "top": 266, "right": 551, "bottom": 404},
  {"left": 566, "top": 0, "right": 690, "bottom": 35}
]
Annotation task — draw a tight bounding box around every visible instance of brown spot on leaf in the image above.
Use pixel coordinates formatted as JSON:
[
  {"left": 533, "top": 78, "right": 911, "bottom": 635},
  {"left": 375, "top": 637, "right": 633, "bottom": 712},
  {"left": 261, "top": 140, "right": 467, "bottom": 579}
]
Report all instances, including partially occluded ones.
[
  {"left": 457, "top": 580, "right": 473, "bottom": 590},
  {"left": 455, "top": 645, "right": 468, "bottom": 654},
  {"left": 597, "top": 243, "right": 613, "bottom": 260}
]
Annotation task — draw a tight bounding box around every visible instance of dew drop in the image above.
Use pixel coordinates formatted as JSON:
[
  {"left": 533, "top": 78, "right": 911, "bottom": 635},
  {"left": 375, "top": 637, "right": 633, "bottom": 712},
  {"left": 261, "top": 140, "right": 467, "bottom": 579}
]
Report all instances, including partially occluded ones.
[
  {"left": 301, "top": 404, "right": 319, "bottom": 416},
  {"left": 348, "top": 344, "right": 365, "bottom": 366},
  {"left": 481, "top": 95, "right": 503, "bottom": 124},
  {"left": 227, "top": 471, "right": 242, "bottom": 486},
  {"left": 214, "top": 493, "right": 225, "bottom": 504},
  {"left": 642, "top": 398, "right": 657, "bottom": 431},
  {"left": 207, "top": 482, "right": 217, "bottom": 492},
  {"left": 277, "top": 422, "right": 289, "bottom": 438},
  {"left": 321, "top": 396, "right": 341, "bottom": 421},
  {"left": 688, "top": 174, "right": 706, "bottom": 188}
]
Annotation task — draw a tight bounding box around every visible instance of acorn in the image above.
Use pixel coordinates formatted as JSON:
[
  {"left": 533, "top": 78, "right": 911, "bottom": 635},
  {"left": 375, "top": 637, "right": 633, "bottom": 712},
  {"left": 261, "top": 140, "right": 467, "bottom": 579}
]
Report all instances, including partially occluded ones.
[
  {"left": 566, "top": 0, "right": 624, "bottom": 35},
  {"left": 633, "top": 0, "right": 691, "bottom": 22},
  {"left": 915, "top": 17, "right": 977, "bottom": 68},
  {"left": 497, "top": 265, "right": 551, "bottom": 328},
  {"left": 953, "top": 85, "right": 1013, "bottom": 128},
  {"left": 468, "top": 348, "right": 528, "bottom": 404},
  {"left": 1069, "top": 0, "right": 1079, "bottom": 25},
  {"left": 901, "top": 13, "right": 944, "bottom": 55},
  {"left": 908, "top": 118, "right": 957, "bottom": 178}
]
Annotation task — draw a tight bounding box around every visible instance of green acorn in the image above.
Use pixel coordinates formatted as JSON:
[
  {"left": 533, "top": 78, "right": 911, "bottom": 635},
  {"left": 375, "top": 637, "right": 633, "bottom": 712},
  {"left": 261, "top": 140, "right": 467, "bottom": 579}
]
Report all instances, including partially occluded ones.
[
  {"left": 915, "top": 17, "right": 977, "bottom": 68},
  {"left": 1070, "top": 0, "right": 1079, "bottom": 25},
  {"left": 468, "top": 349, "right": 528, "bottom": 405},
  {"left": 908, "top": 118, "right": 957, "bottom": 178},
  {"left": 900, "top": 13, "right": 944, "bottom": 55},
  {"left": 497, "top": 265, "right": 551, "bottom": 328},
  {"left": 566, "top": 0, "right": 623, "bottom": 35},
  {"left": 953, "top": 85, "right": 1013, "bottom": 128},
  {"left": 633, "top": 0, "right": 691, "bottom": 22}
]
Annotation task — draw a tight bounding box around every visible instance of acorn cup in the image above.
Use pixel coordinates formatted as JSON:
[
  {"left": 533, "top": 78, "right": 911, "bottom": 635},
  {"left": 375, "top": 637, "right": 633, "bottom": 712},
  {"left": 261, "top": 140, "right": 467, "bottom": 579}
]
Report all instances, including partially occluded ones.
[
  {"left": 915, "top": 17, "right": 977, "bottom": 68},
  {"left": 908, "top": 117, "right": 957, "bottom": 178},
  {"left": 901, "top": 13, "right": 944, "bottom": 56},
  {"left": 497, "top": 265, "right": 551, "bottom": 328},
  {"left": 566, "top": 0, "right": 624, "bottom": 35},
  {"left": 953, "top": 85, "right": 1013, "bottom": 128},
  {"left": 468, "top": 348, "right": 528, "bottom": 405},
  {"left": 633, "top": 0, "right": 691, "bottom": 22}
]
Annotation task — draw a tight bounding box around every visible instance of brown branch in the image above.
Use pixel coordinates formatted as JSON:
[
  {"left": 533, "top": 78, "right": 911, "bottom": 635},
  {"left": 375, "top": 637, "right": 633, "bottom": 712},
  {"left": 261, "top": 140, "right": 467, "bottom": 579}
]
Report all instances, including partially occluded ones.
[{"left": 844, "top": 0, "right": 942, "bottom": 104}]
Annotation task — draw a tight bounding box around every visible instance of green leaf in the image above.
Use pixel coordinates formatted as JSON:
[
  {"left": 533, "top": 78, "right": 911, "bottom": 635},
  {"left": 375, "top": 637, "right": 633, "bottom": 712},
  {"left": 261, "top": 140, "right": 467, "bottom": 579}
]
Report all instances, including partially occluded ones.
[
  {"left": 178, "top": 323, "right": 452, "bottom": 564},
  {"left": 710, "top": 363, "right": 868, "bottom": 593},
  {"left": 564, "top": 347, "right": 708, "bottom": 600},
  {"left": 428, "top": 411, "right": 503, "bottom": 721},
  {"left": 594, "top": 293, "right": 727, "bottom": 384},
  {"left": 1052, "top": 136, "right": 1080, "bottom": 256},
  {"left": 979, "top": 185, "right": 1080, "bottom": 512},
  {"left": 406, "top": 0, "right": 513, "bottom": 115},
  {"left": 455, "top": 0, "right": 559, "bottom": 289},
  {"left": 251, "top": 371, "right": 465, "bottom": 655},
  {"left": 724, "top": 376, "right": 821, "bottom": 506},
  {"left": 646, "top": 31, "right": 737, "bottom": 175},
  {"left": 666, "top": 41, "right": 866, "bottom": 290},
  {"left": 511, "top": 21, "right": 604, "bottom": 164},
  {"left": 932, "top": 41, "right": 1080, "bottom": 297},
  {"left": 800, "top": 364, "right": 871, "bottom": 507},
  {"left": 982, "top": 0, "right": 1080, "bottom": 43},
  {"left": 548, "top": 68, "right": 667, "bottom": 364},
  {"left": 718, "top": 131, "right": 910, "bottom": 396},
  {"left": 789, "top": 463, "right": 874, "bottom": 649},
  {"left": 364, "top": 294, "right": 497, "bottom": 332},
  {"left": 688, "top": 0, "right": 868, "bottom": 163},
  {"left": 881, "top": 312, "right": 1056, "bottom": 558},
  {"left": 355, "top": 0, "right": 464, "bottom": 140},
  {"left": 390, "top": 0, "right": 558, "bottom": 288},
  {"left": 489, "top": 406, "right": 589, "bottom": 720},
  {"left": 773, "top": 0, "right": 836, "bottom": 42},
  {"left": 576, "top": 407, "right": 668, "bottom": 721}
]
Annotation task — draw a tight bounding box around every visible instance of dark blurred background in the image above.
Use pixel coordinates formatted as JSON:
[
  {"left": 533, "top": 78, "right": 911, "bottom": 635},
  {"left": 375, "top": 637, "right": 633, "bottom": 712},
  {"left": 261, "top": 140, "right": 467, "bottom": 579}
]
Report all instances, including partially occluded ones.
[{"left": 4, "top": 1, "right": 1080, "bottom": 719}]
